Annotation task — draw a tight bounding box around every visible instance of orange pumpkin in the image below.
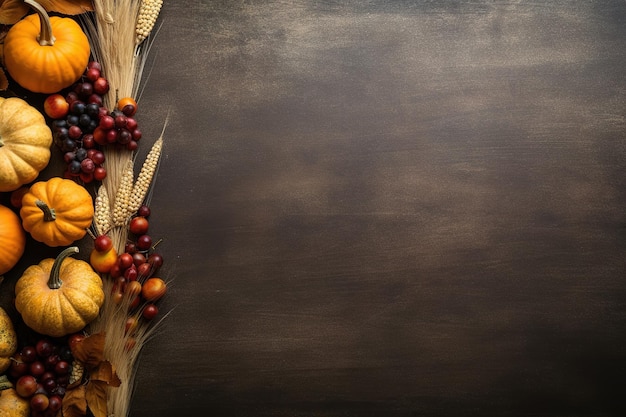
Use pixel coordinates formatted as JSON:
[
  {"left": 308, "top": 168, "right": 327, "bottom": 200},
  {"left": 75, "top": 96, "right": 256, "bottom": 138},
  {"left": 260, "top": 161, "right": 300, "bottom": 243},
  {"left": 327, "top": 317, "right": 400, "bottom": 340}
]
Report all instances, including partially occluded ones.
[
  {"left": 0, "top": 204, "right": 26, "bottom": 276},
  {"left": 20, "top": 177, "right": 94, "bottom": 247},
  {"left": 3, "top": 0, "right": 90, "bottom": 93}
]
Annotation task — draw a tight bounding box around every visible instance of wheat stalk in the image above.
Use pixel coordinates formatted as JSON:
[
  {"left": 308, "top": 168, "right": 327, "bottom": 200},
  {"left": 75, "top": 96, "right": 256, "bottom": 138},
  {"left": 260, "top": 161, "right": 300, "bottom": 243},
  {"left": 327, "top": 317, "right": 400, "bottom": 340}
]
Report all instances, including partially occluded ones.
[
  {"left": 83, "top": 2, "right": 167, "bottom": 417},
  {"left": 86, "top": 0, "right": 143, "bottom": 106}
]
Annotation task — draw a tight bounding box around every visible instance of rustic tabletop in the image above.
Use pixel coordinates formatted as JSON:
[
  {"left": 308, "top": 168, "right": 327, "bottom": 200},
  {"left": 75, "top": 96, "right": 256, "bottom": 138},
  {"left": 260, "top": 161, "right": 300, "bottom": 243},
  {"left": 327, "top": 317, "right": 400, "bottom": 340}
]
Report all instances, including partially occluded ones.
[{"left": 3, "top": 1, "right": 626, "bottom": 416}]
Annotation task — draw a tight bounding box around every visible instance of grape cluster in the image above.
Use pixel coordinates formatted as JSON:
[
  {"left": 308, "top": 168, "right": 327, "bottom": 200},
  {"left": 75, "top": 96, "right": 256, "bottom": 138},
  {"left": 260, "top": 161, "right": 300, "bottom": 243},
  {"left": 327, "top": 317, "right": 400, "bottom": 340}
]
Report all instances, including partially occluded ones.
[
  {"left": 47, "top": 61, "right": 143, "bottom": 184},
  {"left": 49, "top": 62, "right": 109, "bottom": 183},
  {"left": 92, "top": 105, "right": 142, "bottom": 151},
  {"left": 109, "top": 205, "right": 166, "bottom": 323},
  {"left": 8, "top": 337, "right": 81, "bottom": 415},
  {"left": 63, "top": 147, "right": 107, "bottom": 183}
]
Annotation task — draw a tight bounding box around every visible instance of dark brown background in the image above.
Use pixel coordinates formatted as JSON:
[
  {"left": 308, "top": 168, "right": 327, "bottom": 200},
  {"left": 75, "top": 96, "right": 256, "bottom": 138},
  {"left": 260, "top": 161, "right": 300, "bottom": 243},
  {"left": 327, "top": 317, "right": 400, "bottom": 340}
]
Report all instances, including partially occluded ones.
[{"left": 3, "top": 0, "right": 626, "bottom": 416}]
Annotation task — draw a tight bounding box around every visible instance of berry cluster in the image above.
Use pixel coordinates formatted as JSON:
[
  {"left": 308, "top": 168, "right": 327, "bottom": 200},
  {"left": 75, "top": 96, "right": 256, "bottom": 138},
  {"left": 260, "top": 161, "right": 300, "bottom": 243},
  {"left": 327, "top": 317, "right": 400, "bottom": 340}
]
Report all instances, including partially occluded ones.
[
  {"left": 109, "top": 205, "right": 166, "bottom": 324},
  {"left": 8, "top": 337, "right": 81, "bottom": 416},
  {"left": 92, "top": 101, "right": 142, "bottom": 150},
  {"left": 45, "top": 61, "right": 143, "bottom": 185},
  {"left": 62, "top": 142, "right": 107, "bottom": 184}
]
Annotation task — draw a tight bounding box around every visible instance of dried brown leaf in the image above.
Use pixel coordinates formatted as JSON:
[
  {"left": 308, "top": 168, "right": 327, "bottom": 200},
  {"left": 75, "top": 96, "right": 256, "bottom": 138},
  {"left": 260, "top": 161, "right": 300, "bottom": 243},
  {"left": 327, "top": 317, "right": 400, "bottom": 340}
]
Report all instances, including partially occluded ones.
[
  {"left": 86, "top": 380, "right": 108, "bottom": 417},
  {"left": 70, "top": 332, "right": 106, "bottom": 369},
  {"left": 37, "top": 0, "right": 93, "bottom": 15},
  {"left": 0, "top": 0, "right": 29, "bottom": 25},
  {"left": 90, "top": 360, "right": 122, "bottom": 387},
  {"left": 63, "top": 385, "right": 88, "bottom": 417}
]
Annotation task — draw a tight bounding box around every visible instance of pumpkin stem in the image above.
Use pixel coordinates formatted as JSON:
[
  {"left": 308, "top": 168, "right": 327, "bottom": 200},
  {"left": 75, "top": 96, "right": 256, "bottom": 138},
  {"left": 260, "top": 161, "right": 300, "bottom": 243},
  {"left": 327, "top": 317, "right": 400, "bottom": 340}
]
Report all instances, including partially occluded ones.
[
  {"left": 49, "top": 246, "right": 79, "bottom": 289},
  {"left": 36, "top": 199, "right": 56, "bottom": 222},
  {"left": 24, "top": 0, "right": 56, "bottom": 46}
]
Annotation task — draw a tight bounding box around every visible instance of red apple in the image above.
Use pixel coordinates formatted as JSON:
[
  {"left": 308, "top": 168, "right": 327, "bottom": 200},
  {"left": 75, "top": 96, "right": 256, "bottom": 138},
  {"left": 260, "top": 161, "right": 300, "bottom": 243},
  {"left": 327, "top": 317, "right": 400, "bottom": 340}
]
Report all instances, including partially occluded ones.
[{"left": 43, "top": 94, "right": 69, "bottom": 119}]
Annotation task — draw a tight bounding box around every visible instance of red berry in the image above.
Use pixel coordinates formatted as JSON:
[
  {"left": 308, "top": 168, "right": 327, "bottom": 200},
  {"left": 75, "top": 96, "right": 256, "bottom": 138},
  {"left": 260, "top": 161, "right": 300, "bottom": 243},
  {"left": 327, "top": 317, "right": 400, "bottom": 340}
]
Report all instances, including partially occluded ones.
[
  {"left": 88, "top": 93, "right": 104, "bottom": 106},
  {"left": 118, "top": 253, "right": 134, "bottom": 269},
  {"left": 126, "top": 140, "right": 139, "bottom": 151},
  {"left": 93, "top": 77, "right": 110, "bottom": 95},
  {"left": 55, "top": 360, "right": 70, "bottom": 375},
  {"left": 20, "top": 346, "right": 37, "bottom": 363},
  {"left": 131, "top": 128, "right": 142, "bottom": 141},
  {"left": 15, "top": 375, "right": 38, "bottom": 398},
  {"left": 30, "top": 361, "right": 45, "bottom": 377},
  {"left": 80, "top": 171, "right": 94, "bottom": 183},
  {"left": 125, "top": 242, "right": 138, "bottom": 254},
  {"left": 88, "top": 61, "right": 102, "bottom": 71},
  {"left": 109, "top": 263, "right": 122, "bottom": 279},
  {"left": 66, "top": 91, "right": 79, "bottom": 105},
  {"left": 132, "top": 252, "right": 146, "bottom": 266},
  {"left": 68, "top": 125, "right": 83, "bottom": 139},
  {"left": 79, "top": 82, "right": 93, "bottom": 97},
  {"left": 99, "top": 114, "right": 115, "bottom": 130},
  {"left": 148, "top": 253, "right": 164, "bottom": 269},
  {"left": 126, "top": 117, "right": 138, "bottom": 131},
  {"left": 114, "top": 114, "right": 127, "bottom": 128},
  {"left": 106, "top": 129, "right": 119, "bottom": 143},
  {"left": 91, "top": 151, "right": 105, "bottom": 165},
  {"left": 124, "top": 265, "right": 138, "bottom": 281},
  {"left": 48, "top": 395, "right": 63, "bottom": 412},
  {"left": 82, "top": 133, "right": 95, "bottom": 148},
  {"left": 80, "top": 158, "right": 95, "bottom": 173},
  {"left": 36, "top": 339, "right": 54, "bottom": 357},
  {"left": 94, "top": 166, "right": 107, "bottom": 181},
  {"left": 142, "top": 303, "right": 159, "bottom": 320},
  {"left": 129, "top": 216, "right": 149, "bottom": 235},
  {"left": 30, "top": 393, "right": 49, "bottom": 412},
  {"left": 137, "top": 262, "right": 153, "bottom": 278},
  {"left": 136, "top": 235, "right": 152, "bottom": 251},
  {"left": 137, "top": 205, "right": 151, "bottom": 217},
  {"left": 94, "top": 235, "right": 113, "bottom": 252},
  {"left": 9, "top": 354, "right": 29, "bottom": 378},
  {"left": 92, "top": 127, "right": 107, "bottom": 145},
  {"left": 117, "top": 128, "right": 132, "bottom": 144},
  {"left": 86, "top": 67, "right": 100, "bottom": 82}
]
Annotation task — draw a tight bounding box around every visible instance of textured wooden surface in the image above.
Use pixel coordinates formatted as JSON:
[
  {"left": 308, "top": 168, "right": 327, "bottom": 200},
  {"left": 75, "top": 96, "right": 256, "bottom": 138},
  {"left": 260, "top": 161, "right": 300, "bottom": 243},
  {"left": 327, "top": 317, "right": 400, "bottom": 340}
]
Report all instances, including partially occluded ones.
[
  {"left": 132, "top": 1, "right": 626, "bottom": 416},
  {"left": 4, "top": 1, "right": 626, "bottom": 416}
]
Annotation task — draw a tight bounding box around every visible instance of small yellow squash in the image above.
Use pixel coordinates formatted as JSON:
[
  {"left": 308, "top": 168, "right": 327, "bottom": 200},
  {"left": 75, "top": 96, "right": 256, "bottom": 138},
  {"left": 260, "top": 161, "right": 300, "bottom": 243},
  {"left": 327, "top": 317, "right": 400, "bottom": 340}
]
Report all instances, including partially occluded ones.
[
  {"left": 0, "top": 384, "right": 30, "bottom": 417},
  {"left": 15, "top": 247, "right": 104, "bottom": 338},
  {"left": 0, "top": 97, "right": 53, "bottom": 192},
  {"left": 20, "top": 177, "right": 94, "bottom": 247},
  {"left": 0, "top": 307, "right": 18, "bottom": 374}
]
